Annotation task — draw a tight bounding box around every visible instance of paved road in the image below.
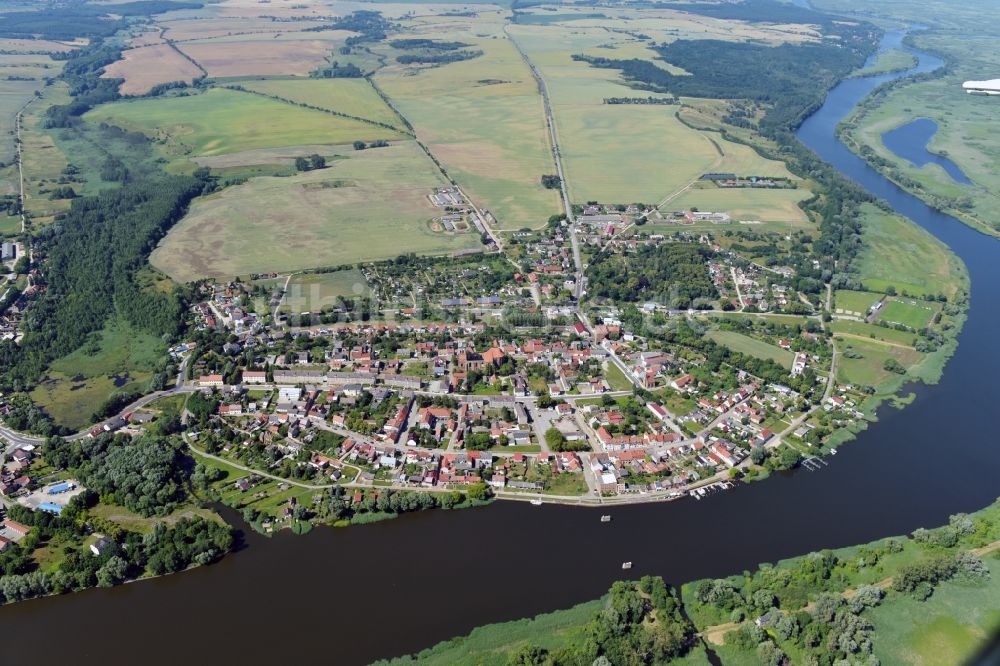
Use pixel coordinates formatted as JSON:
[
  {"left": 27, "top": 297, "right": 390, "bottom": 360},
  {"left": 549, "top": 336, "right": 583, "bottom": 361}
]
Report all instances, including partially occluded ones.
[{"left": 506, "top": 27, "right": 584, "bottom": 303}]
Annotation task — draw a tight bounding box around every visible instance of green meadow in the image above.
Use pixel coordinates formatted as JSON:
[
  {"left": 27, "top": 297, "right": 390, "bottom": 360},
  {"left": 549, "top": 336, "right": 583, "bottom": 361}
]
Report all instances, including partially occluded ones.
[
  {"left": 152, "top": 142, "right": 482, "bottom": 281},
  {"left": 83, "top": 87, "right": 405, "bottom": 160},
  {"left": 706, "top": 330, "right": 794, "bottom": 369},
  {"left": 235, "top": 78, "right": 405, "bottom": 129},
  {"left": 30, "top": 317, "right": 166, "bottom": 430},
  {"left": 854, "top": 205, "right": 967, "bottom": 299}
]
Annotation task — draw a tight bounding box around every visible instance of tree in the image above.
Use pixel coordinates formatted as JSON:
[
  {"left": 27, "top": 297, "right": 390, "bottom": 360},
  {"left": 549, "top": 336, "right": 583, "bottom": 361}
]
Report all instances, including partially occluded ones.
[
  {"left": 353, "top": 140, "right": 367, "bottom": 151},
  {"left": 96, "top": 555, "right": 128, "bottom": 587},
  {"left": 294, "top": 156, "right": 309, "bottom": 171},
  {"left": 545, "top": 427, "right": 566, "bottom": 450},
  {"left": 309, "top": 153, "right": 326, "bottom": 169},
  {"left": 467, "top": 482, "right": 491, "bottom": 501}
]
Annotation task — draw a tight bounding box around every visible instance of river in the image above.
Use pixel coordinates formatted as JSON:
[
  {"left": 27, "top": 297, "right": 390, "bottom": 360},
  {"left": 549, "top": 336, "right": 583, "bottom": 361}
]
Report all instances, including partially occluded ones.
[{"left": 2, "top": 28, "right": 999, "bottom": 666}]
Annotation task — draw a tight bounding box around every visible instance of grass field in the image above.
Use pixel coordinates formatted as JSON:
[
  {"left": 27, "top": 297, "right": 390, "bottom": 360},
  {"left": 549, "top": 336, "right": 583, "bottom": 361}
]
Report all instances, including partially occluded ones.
[
  {"left": 829, "top": 320, "right": 919, "bottom": 347},
  {"left": 0, "top": 75, "right": 47, "bottom": 164},
  {"left": 834, "top": 289, "right": 883, "bottom": 316},
  {"left": 88, "top": 503, "right": 223, "bottom": 535},
  {"left": 375, "top": 598, "right": 602, "bottom": 666},
  {"left": 280, "top": 269, "right": 372, "bottom": 313},
  {"left": 604, "top": 361, "right": 633, "bottom": 391},
  {"left": 706, "top": 330, "right": 795, "bottom": 369},
  {"left": 102, "top": 44, "right": 203, "bottom": 95},
  {"left": 508, "top": 23, "right": 806, "bottom": 215},
  {"left": 237, "top": 78, "right": 404, "bottom": 128},
  {"left": 878, "top": 298, "right": 938, "bottom": 329},
  {"left": 869, "top": 559, "right": 1000, "bottom": 666},
  {"left": 30, "top": 318, "right": 166, "bottom": 430},
  {"left": 854, "top": 205, "right": 967, "bottom": 299},
  {"left": 835, "top": 336, "right": 923, "bottom": 388},
  {"left": 84, "top": 87, "right": 404, "bottom": 160},
  {"left": 665, "top": 188, "right": 811, "bottom": 225},
  {"left": 152, "top": 141, "right": 482, "bottom": 281},
  {"left": 377, "top": 24, "right": 560, "bottom": 229}
]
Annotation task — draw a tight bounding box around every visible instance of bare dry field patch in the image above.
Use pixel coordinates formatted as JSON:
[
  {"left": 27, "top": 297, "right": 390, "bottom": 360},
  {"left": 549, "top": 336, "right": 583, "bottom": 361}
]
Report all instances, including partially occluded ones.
[
  {"left": 102, "top": 44, "right": 203, "bottom": 95},
  {"left": 176, "top": 39, "right": 334, "bottom": 77}
]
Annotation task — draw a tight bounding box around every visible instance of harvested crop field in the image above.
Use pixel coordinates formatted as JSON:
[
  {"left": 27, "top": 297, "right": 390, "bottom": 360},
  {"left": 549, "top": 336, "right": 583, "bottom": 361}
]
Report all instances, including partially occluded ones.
[
  {"left": 102, "top": 44, "right": 204, "bottom": 95},
  {"left": 151, "top": 142, "right": 483, "bottom": 281},
  {"left": 0, "top": 38, "right": 78, "bottom": 53},
  {"left": 175, "top": 39, "right": 336, "bottom": 77},
  {"left": 84, "top": 87, "right": 404, "bottom": 159}
]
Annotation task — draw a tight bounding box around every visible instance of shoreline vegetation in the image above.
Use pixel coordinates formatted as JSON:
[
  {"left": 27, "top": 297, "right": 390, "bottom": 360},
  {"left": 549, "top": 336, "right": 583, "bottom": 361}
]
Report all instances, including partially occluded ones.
[
  {"left": 377, "top": 498, "right": 1000, "bottom": 666},
  {"left": 835, "top": 31, "right": 1000, "bottom": 239}
]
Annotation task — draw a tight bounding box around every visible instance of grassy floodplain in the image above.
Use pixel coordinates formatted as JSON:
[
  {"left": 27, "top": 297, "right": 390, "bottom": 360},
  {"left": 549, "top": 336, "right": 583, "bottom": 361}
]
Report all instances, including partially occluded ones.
[
  {"left": 817, "top": 0, "right": 1000, "bottom": 235},
  {"left": 29, "top": 318, "right": 166, "bottom": 430},
  {"left": 376, "top": 14, "right": 560, "bottom": 229},
  {"left": 83, "top": 87, "right": 406, "bottom": 162},
  {"left": 854, "top": 204, "right": 967, "bottom": 299},
  {"left": 151, "top": 141, "right": 482, "bottom": 281}
]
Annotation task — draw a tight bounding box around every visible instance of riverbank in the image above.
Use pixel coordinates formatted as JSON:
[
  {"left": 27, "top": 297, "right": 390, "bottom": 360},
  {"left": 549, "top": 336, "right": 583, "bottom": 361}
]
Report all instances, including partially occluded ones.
[
  {"left": 381, "top": 499, "right": 1000, "bottom": 665},
  {"left": 835, "top": 29, "right": 1000, "bottom": 240}
]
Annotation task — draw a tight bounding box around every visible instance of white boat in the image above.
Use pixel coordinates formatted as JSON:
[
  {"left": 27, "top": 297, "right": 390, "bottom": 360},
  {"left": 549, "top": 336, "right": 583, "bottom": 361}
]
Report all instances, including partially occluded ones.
[
  {"left": 530, "top": 499, "right": 543, "bottom": 506},
  {"left": 830, "top": 448, "right": 838, "bottom": 455},
  {"left": 600, "top": 515, "right": 612, "bottom": 523},
  {"left": 621, "top": 561, "right": 632, "bottom": 570}
]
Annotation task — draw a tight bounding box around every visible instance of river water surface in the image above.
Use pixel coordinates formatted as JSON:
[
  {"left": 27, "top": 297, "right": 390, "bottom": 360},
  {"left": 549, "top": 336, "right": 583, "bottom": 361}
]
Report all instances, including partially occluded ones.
[{"left": 3, "top": 29, "right": 999, "bottom": 666}]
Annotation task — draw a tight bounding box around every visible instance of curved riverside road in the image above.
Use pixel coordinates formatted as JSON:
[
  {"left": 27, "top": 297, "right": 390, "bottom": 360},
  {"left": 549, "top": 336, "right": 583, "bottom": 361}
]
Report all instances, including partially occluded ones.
[{"left": 1, "top": 29, "right": 1000, "bottom": 666}]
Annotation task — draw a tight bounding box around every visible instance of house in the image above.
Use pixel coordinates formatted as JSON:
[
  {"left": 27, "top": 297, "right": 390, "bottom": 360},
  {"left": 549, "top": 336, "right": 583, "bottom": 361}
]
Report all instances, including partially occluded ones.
[
  {"left": 646, "top": 402, "right": 669, "bottom": 421},
  {"left": 278, "top": 387, "right": 302, "bottom": 403},
  {"left": 198, "top": 374, "right": 224, "bottom": 388},
  {"left": 90, "top": 535, "right": 114, "bottom": 556},
  {"left": 3, "top": 520, "right": 30, "bottom": 538},
  {"left": 671, "top": 374, "right": 695, "bottom": 391},
  {"left": 243, "top": 370, "right": 267, "bottom": 384},
  {"left": 219, "top": 404, "right": 243, "bottom": 417}
]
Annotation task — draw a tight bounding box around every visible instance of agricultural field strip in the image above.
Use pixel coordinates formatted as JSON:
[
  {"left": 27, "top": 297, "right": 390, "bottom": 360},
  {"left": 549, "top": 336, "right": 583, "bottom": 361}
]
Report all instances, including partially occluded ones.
[{"left": 220, "top": 84, "right": 410, "bottom": 135}]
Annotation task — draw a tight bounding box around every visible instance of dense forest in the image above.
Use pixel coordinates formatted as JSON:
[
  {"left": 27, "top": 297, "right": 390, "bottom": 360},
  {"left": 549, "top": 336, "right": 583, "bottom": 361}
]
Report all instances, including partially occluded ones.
[
  {"left": 389, "top": 39, "right": 470, "bottom": 51},
  {"left": 0, "top": 18, "right": 210, "bottom": 407},
  {"left": 45, "top": 433, "right": 189, "bottom": 516},
  {"left": 586, "top": 244, "right": 718, "bottom": 308},
  {"left": 0, "top": 173, "right": 208, "bottom": 394},
  {"left": 0, "top": 1, "right": 201, "bottom": 40},
  {"left": 575, "top": 27, "right": 872, "bottom": 133}
]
